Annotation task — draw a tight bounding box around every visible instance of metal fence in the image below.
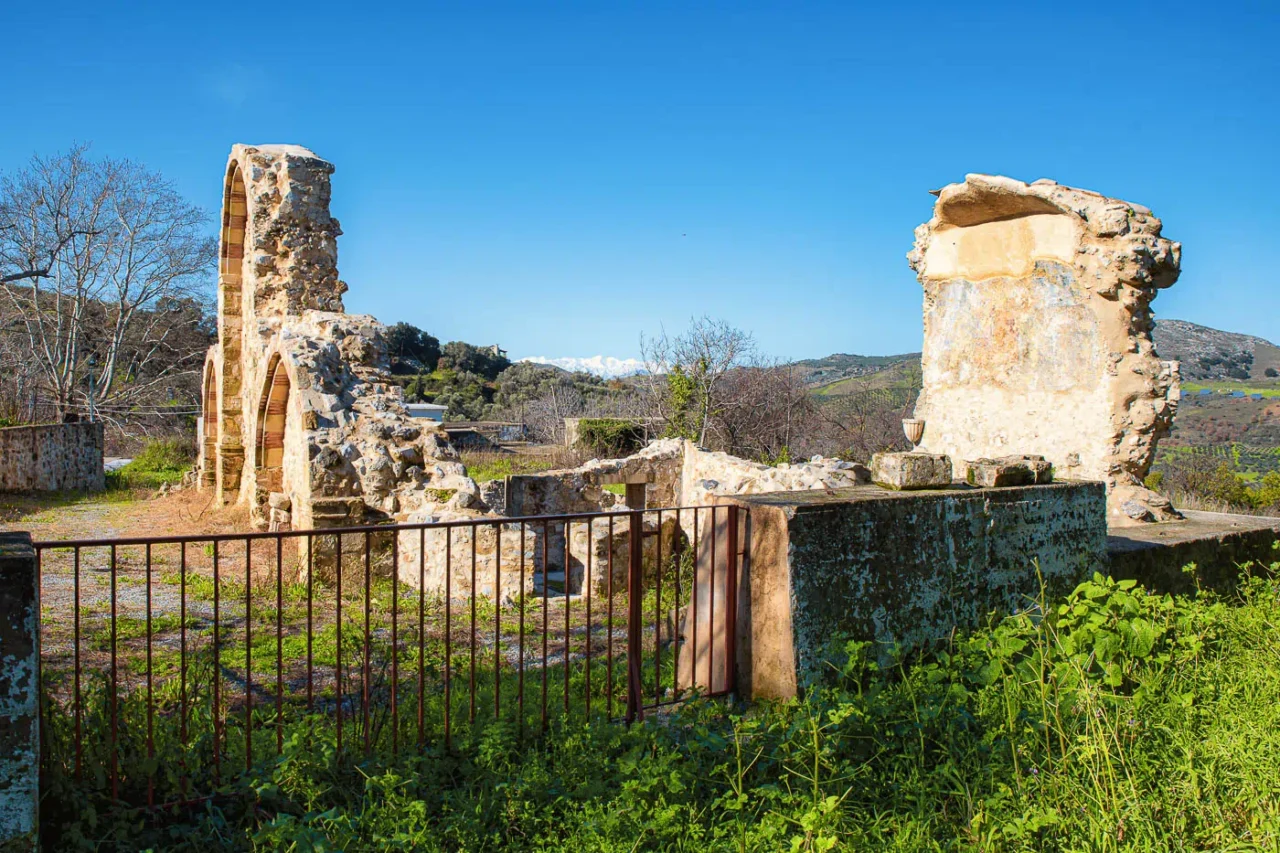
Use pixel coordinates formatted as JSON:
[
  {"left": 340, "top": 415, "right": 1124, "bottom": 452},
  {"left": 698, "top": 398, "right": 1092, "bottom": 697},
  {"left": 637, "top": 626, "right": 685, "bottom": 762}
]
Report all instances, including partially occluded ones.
[{"left": 35, "top": 504, "right": 743, "bottom": 809}]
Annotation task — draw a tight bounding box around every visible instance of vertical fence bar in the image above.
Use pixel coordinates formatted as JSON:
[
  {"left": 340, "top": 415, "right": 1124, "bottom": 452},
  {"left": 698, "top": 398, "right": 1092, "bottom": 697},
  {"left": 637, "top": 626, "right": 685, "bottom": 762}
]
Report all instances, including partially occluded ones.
[
  {"left": 607, "top": 515, "right": 614, "bottom": 720},
  {"left": 276, "top": 536, "right": 284, "bottom": 755},
  {"left": 709, "top": 507, "right": 717, "bottom": 693},
  {"left": 109, "top": 543, "right": 118, "bottom": 800},
  {"left": 692, "top": 509, "right": 699, "bottom": 698},
  {"left": 146, "top": 542, "right": 154, "bottom": 808},
  {"left": 626, "top": 510, "right": 643, "bottom": 724},
  {"left": 672, "top": 514, "right": 683, "bottom": 701},
  {"left": 518, "top": 522, "right": 526, "bottom": 729},
  {"left": 725, "top": 506, "right": 740, "bottom": 698},
  {"left": 444, "top": 528, "right": 452, "bottom": 750},
  {"left": 563, "top": 520, "right": 570, "bottom": 716},
  {"left": 391, "top": 530, "right": 399, "bottom": 754},
  {"left": 212, "top": 539, "right": 221, "bottom": 784},
  {"left": 541, "top": 521, "right": 549, "bottom": 733},
  {"left": 179, "top": 542, "right": 188, "bottom": 798},
  {"left": 73, "top": 547, "right": 81, "bottom": 780},
  {"left": 470, "top": 527, "right": 477, "bottom": 726},
  {"left": 335, "top": 532, "right": 343, "bottom": 756},
  {"left": 245, "top": 539, "right": 253, "bottom": 772},
  {"left": 306, "top": 536, "right": 314, "bottom": 713},
  {"left": 363, "top": 532, "right": 371, "bottom": 755},
  {"left": 585, "top": 517, "right": 592, "bottom": 718},
  {"left": 418, "top": 527, "right": 425, "bottom": 748},
  {"left": 494, "top": 522, "right": 501, "bottom": 721},
  {"left": 654, "top": 509, "right": 662, "bottom": 706}
]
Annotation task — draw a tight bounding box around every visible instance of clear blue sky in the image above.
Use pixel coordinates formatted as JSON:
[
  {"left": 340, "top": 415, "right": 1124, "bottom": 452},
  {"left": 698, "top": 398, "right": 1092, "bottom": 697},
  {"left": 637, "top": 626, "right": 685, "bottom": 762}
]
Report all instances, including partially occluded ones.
[{"left": 3, "top": 1, "right": 1276, "bottom": 362}]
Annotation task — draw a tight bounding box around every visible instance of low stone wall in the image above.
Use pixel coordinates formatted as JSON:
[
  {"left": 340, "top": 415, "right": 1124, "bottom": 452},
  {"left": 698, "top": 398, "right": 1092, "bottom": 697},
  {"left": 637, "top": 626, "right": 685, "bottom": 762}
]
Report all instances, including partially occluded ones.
[
  {"left": 0, "top": 422, "right": 104, "bottom": 493},
  {"left": 687, "top": 481, "right": 1106, "bottom": 700}
]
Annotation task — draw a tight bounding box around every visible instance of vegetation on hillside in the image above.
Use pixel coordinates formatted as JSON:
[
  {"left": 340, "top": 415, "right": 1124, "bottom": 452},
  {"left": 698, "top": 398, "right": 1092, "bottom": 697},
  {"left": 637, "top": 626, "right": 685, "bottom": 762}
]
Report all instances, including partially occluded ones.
[{"left": 40, "top": 554, "right": 1280, "bottom": 851}]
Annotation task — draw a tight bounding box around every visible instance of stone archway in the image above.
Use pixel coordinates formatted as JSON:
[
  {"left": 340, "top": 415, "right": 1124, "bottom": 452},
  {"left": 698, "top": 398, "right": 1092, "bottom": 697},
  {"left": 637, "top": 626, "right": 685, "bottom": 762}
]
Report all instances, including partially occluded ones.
[
  {"left": 214, "top": 162, "right": 247, "bottom": 503},
  {"left": 255, "top": 355, "right": 291, "bottom": 495}
]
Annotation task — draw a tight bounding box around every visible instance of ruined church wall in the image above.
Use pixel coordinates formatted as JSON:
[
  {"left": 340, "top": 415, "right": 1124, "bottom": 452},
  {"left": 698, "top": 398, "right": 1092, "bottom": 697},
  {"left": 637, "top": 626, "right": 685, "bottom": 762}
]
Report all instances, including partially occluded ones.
[{"left": 909, "top": 175, "right": 1181, "bottom": 524}]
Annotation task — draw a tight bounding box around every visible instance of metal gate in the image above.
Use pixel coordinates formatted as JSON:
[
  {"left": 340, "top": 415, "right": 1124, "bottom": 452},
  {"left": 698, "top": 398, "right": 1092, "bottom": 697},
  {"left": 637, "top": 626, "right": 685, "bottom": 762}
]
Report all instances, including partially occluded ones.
[{"left": 35, "top": 504, "right": 743, "bottom": 808}]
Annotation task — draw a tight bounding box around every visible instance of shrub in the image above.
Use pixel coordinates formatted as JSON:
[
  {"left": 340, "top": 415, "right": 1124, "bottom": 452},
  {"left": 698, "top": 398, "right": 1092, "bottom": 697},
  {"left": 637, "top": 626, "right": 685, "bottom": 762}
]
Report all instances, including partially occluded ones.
[
  {"left": 577, "top": 418, "right": 645, "bottom": 458},
  {"left": 107, "top": 436, "right": 194, "bottom": 490}
]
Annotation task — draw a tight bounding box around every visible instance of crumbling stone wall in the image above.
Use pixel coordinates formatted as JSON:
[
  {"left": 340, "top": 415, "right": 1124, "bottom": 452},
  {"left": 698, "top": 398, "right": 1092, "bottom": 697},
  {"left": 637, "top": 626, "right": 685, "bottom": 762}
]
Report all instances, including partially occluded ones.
[
  {"left": 501, "top": 439, "right": 869, "bottom": 597},
  {"left": 199, "top": 145, "right": 480, "bottom": 547},
  {"left": 907, "top": 174, "right": 1182, "bottom": 525},
  {"left": 0, "top": 422, "right": 104, "bottom": 493}
]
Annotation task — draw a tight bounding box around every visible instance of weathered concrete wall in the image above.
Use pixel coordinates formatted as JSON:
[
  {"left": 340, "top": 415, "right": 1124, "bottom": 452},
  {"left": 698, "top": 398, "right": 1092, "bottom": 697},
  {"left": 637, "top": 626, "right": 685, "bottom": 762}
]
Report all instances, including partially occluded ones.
[
  {"left": 0, "top": 533, "right": 38, "bottom": 850},
  {"left": 0, "top": 422, "right": 104, "bottom": 493},
  {"left": 694, "top": 482, "right": 1106, "bottom": 700},
  {"left": 1107, "top": 509, "right": 1280, "bottom": 595},
  {"left": 908, "top": 175, "right": 1181, "bottom": 526}
]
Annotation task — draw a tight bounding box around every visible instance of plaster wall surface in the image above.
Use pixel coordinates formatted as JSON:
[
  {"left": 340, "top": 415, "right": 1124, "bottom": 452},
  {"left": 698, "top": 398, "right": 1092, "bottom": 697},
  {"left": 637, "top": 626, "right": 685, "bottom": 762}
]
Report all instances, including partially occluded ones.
[
  {"left": 909, "top": 175, "right": 1182, "bottom": 526},
  {"left": 0, "top": 423, "right": 104, "bottom": 493}
]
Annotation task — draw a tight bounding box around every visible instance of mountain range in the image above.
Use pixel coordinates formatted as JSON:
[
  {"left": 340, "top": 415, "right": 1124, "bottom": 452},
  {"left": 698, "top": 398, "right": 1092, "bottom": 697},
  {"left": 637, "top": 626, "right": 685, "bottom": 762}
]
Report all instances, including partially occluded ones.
[{"left": 519, "top": 321, "right": 1280, "bottom": 385}]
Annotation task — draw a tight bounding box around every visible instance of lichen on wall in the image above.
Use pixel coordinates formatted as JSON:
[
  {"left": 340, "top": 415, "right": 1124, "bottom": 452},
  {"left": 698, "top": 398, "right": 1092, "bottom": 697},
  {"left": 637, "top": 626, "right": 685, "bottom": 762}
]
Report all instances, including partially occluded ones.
[{"left": 908, "top": 174, "right": 1182, "bottom": 525}]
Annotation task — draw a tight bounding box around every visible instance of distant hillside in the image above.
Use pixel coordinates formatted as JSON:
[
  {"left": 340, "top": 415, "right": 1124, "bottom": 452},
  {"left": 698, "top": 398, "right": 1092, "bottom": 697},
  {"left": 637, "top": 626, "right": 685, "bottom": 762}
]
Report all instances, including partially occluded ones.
[
  {"left": 1153, "top": 319, "right": 1280, "bottom": 382},
  {"left": 790, "top": 352, "right": 921, "bottom": 387}
]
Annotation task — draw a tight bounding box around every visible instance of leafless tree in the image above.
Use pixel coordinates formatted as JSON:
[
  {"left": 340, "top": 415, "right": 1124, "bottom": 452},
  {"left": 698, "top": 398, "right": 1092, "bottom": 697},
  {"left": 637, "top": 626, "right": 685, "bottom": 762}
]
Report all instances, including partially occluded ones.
[
  {"left": 0, "top": 146, "right": 216, "bottom": 424},
  {"left": 640, "top": 316, "right": 757, "bottom": 446}
]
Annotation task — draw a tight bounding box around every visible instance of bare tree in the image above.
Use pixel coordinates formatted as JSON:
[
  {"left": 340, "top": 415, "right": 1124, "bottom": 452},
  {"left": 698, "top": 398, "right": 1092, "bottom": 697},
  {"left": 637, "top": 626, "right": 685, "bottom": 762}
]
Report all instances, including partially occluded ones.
[
  {"left": 0, "top": 146, "right": 216, "bottom": 423},
  {"left": 640, "top": 316, "right": 756, "bottom": 446}
]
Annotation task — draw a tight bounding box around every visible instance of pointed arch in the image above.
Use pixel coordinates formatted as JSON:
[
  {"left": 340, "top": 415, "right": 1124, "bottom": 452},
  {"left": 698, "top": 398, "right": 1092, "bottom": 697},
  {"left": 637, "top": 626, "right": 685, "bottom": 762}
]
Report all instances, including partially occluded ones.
[
  {"left": 214, "top": 161, "right": 248, "bottom": 502},
  {"left": 255, "top": 354, "right": 292, "bottom": 493}
]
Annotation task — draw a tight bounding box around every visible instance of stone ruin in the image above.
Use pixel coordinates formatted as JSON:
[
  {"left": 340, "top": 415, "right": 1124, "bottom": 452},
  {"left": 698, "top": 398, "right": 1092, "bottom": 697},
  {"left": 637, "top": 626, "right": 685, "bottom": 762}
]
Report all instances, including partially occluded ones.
[
  {"left": 907, "top": 174, "right": 1183, "bottom": 525},
  {"left": 198, "top": 144, "right": 482, "bottom": 540},
  {"left": 197, "top": 148, "right": 1185, "bottom": 610}
]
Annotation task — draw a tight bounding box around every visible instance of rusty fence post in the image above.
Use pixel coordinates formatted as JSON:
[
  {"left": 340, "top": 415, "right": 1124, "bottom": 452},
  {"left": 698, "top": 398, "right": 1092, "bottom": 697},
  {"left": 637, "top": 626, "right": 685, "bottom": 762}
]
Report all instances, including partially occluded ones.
[
  {"left": 0, "top": 532, "right": 39, "bottom": 850},
  {"left": 724, "top": 505, "right": 739, "bottom": 698},
  {"left": 625, "top": 510, "right": 644, "bottom": 724}
]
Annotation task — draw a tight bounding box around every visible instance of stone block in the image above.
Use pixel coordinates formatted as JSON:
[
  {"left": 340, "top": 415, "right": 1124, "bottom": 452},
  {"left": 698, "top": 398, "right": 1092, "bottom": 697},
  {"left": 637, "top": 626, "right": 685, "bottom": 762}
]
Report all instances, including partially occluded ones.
[
  {"left": 870, "top": 452, "right": 952, "bottom": 490},
  {"left": 965, "top": 455, "right": 1053, "bottom": 488}
]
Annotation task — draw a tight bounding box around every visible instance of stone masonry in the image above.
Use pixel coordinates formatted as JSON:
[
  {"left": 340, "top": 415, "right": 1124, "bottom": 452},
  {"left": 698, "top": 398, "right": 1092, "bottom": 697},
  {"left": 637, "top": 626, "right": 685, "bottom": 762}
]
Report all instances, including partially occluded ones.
[
  {"left": 908, "top": 174, "right": 1182, "bottom": 526},
  {"left": 198, "top": 145, "right": 480, "bottom": 554},
  {"left": 0, "top": 422, "right": 104, "bottom": 493}
]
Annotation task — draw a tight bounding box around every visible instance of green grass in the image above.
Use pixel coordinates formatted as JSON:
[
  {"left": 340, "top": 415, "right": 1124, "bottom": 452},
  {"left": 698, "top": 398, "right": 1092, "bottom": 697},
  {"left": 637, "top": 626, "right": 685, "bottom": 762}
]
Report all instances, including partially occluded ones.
[
  {"left": 460, "top": 451, "right": 563, "bottom": 483},
  {"left": 106, "top": 435, "right": 195, "bottom": 491},
  {"left": 39, "top": 550, "right": 1280, "bottom": 851}
]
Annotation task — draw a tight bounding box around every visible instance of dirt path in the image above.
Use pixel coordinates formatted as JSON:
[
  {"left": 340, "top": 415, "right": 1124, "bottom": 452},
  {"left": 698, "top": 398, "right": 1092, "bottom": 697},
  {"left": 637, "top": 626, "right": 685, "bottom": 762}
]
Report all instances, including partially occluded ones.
[{"left": 1, "top": 486, "right": 253, "bottom": 542}]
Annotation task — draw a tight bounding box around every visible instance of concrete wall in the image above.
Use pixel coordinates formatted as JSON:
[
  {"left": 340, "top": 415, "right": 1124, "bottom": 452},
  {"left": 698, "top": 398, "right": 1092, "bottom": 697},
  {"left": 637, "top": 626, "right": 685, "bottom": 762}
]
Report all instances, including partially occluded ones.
[
  {"left": 0, "top": 533, "right": 38, "bottom": 850},
  {"left": 697, "top": 481, "right": 1106, "bottom": 700},
  {"left": 0, "top": 422, "right": 104, "bottom": 493}
]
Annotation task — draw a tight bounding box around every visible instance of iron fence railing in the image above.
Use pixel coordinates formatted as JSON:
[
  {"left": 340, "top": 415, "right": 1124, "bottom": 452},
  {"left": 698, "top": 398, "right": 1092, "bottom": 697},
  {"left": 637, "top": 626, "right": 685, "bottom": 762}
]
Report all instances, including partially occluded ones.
[{"left": 34, "top": 504, "right": 743, "bottom": 809}]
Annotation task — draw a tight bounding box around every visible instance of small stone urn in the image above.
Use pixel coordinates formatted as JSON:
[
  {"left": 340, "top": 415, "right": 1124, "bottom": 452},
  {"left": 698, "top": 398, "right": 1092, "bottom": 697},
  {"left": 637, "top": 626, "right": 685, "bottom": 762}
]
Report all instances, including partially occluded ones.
[{"left": 902, "top": 418, "right": 925, "bottom": 450}]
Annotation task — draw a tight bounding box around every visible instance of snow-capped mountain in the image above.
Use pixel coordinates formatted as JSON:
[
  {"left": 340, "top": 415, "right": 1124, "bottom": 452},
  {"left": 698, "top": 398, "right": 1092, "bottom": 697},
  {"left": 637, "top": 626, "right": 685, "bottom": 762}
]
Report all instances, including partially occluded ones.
[{"left": 519, "top": 355, "right": 646, "bottom": 378}]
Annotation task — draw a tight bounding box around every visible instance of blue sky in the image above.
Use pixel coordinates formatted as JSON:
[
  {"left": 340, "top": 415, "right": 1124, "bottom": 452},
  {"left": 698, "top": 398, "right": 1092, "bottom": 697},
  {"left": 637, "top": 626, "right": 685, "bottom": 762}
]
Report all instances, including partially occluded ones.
[{"left": 3, "top": 1, "right": 1276, "bottom": 363}]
